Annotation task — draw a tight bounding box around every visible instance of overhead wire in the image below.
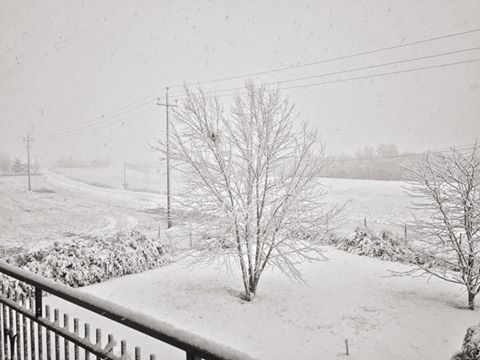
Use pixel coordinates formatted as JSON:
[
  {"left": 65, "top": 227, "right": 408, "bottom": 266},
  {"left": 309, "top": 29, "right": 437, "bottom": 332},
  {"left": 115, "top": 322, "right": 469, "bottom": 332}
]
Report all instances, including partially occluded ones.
[
  {"left": 39, "top": 56, "right": 480, "bottom": 138},
  {"left": 36, "top": 106, "right": 157, "bottom": 139},
  {"left": 168, "top": 27, "right": 480, "bottom": 89},
  {"left": 36, "top": 27, "right": 480, "bottom": 138},
  {"left": 169, "top": 47, "right": 480, "bottom": 99}
]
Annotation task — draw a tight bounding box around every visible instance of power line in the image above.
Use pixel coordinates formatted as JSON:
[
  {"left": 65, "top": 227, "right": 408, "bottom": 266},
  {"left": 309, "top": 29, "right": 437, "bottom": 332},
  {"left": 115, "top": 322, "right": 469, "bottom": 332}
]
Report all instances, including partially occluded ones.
[
  {"left": 282, "top": 57, "right": 480, "bottom": 91},
  {"left": 37, "top": 26, "right": 480, "bottom": 139},
  {"left": 37, "top": 107, "right": 157, "bottom": 139},
  {"left": 169, "top": 46, "right": 480, "bottom": 99},
  {"left": 37, "top": 99, "right": 158, "bottom": 138},
  {"left": 201, "top": 57, "right": 480, "bottom": 99},
  {"left": 169, "top": 27, "right": 480, "bottom": 89},
  {"left": 268, "top": 46, "right": 480, "bottom": 87},
  {"left": 38, "top": 56, "right": 480, "bottom": 138}
]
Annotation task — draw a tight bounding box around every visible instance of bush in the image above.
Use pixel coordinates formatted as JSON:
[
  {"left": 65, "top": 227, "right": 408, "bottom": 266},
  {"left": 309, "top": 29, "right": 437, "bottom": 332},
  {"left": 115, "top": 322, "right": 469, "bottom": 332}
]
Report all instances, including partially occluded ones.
[
  {"left": 2, "top": 231, "right": 173, "bottom": 294},
  {"left": 451, "top": 322, "right": 480, "bottom": 360},
  {"left": 333, "top": 227, "right": 407, "bottom": 262},
  {"left": 330, "top": 227, "right": 465, "bottom": 275}
]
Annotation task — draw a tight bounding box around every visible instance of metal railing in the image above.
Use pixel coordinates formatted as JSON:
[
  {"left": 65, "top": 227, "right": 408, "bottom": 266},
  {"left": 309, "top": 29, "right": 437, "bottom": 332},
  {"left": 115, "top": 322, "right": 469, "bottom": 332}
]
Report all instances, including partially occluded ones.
[{"left": 0, "top": 262, "right": 257, "bottom": 360}]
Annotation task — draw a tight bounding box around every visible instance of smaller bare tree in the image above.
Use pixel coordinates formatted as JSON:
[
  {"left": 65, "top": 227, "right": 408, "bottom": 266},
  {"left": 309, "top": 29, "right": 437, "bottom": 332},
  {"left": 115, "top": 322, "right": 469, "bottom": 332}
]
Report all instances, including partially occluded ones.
[
  {"left": 403, "top": 144, "right": 480, "bottom": 310},
  {"left": 154, "top": 82, "right": 340, "bottom": 301}
]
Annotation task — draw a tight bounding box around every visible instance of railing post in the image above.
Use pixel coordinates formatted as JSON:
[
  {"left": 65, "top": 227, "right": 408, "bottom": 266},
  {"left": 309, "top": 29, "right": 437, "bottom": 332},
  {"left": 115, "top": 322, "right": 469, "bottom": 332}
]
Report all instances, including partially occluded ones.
[
  {"left": 186, "top": 353, "right": 201, "bottom": 360},
  {"left": 34, "top": 287, "right": 42, "bottom": 318}
]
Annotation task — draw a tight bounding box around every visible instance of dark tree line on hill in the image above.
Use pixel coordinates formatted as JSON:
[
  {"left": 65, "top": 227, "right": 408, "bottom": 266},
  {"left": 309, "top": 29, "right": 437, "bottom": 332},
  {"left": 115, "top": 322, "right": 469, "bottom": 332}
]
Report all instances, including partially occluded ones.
[{"left": 322, "top": 143, "right": 420, "bottom": 181}]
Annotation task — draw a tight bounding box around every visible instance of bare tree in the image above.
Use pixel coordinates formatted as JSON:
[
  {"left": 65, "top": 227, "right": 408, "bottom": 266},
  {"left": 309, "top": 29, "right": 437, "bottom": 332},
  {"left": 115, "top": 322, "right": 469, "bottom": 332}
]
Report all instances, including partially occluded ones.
[
  {"left": 155, "top": 82, "right": 339, "bottom": 301},
  {"left": 403, "top": 144, "right": 480, "bottom": 310}
]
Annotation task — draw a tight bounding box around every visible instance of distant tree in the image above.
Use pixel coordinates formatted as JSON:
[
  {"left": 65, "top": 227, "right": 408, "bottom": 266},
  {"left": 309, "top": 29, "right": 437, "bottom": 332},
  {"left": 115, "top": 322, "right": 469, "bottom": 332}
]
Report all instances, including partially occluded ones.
[
  {"left": 374, "top": 143, "right": 402, "bottom": 180},
  {"left": 376, "top": 143, "right": 399, "bottom": 157},
  {"left": 155, "top": 82, "right": 340, "bottom": 301},
  {"left": 11, "top": 157, "right": 26, "bottom": 173},
  {"left": 89, "top": 158, "right": 112, "bottom": 168},
  {"left": 0, "top": 154, "right": 11, "bottom": 173},
  {"left": 402, "top": 144, "right": 480, "bottom": 310},
  {"left": 324, "top": 143, "right": 408, "bottom": 180}
]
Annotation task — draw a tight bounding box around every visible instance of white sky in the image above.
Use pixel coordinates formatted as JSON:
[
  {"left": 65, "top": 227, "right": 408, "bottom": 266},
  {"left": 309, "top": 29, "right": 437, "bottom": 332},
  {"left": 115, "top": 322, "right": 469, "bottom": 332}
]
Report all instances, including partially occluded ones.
[{"left": 1, "top": 0, "right": 479, "bottom": 165}]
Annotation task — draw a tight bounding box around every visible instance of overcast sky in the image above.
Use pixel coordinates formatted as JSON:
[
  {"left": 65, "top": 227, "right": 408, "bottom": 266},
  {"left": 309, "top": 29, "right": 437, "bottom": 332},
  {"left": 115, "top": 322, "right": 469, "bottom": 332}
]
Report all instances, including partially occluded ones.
[{"left": 1, "top": 0, "right": 479, "bottom": 165}]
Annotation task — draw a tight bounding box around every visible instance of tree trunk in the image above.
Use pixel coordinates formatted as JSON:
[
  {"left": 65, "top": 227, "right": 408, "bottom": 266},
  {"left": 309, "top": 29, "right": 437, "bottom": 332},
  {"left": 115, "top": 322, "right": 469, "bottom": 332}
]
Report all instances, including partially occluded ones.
[
  {"left": 468, "top": 291, "right": 476, "bottom": 310},
  {"left": 242, "top": 287, "right": 253, "bottom": 301},
  {"left": 249, "top": 280, "right": 258, "bottom": 296}
]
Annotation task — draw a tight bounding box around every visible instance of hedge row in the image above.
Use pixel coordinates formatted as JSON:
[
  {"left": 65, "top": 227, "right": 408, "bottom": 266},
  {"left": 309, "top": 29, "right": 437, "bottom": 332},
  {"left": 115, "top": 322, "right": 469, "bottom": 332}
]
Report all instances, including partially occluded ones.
[
  {"left": 330, "top": 227, "right": 409, "bottom": 263},
  {"left": 329, "top": 227, "right": 460, "bottom": 271},
  {"left": 3, "top": 230, "right": 172, "bottom": 293}
]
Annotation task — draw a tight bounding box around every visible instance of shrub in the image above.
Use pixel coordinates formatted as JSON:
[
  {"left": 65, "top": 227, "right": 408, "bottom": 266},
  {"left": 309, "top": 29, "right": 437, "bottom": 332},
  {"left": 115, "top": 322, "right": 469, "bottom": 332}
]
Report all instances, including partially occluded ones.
[
  {"left": 2, "top": 231, "right": 173, "bottom": 294},
  {"left": 333, "top": 227, "right": 407, "bottom": 262},
  {"left": 451, "top": 322, "right": 480, "bottom": 360}
]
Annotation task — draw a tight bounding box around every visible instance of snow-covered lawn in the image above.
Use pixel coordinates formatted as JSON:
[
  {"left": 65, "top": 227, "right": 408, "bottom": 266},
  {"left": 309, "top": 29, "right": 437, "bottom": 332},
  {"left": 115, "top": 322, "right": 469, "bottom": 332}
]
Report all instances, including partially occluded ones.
[{"left": 48, "top": 247, "right": 474, "bottom": 360}]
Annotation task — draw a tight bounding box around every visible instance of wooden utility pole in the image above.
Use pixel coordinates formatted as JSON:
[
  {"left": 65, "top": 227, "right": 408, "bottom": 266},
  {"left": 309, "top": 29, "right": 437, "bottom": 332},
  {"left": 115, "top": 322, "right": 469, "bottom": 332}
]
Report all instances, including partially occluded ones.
[
  {"left": 123, "top": 161, "right": 127, "bottom": 189},
  {"left": 23, "top": 135, "right": 32, "bottom": 191},
  {"left": 157, "top": 87, "right": 177, "bottom": 229},
  {"left": 146, "top": 165, "right": 150, "bottom": 187}
]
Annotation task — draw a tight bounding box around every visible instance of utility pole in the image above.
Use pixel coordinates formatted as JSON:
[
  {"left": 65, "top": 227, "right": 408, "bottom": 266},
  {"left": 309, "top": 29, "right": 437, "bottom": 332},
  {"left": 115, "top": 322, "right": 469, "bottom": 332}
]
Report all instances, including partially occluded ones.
[
  {"left": 146, "top": 165, "right": 150, "bottom": 187},
  {"left": 23, "top": 135, "right": 33, "bottom": 191},
  {"left": 123, "top": 161, "right": 127, "bottom": 189},
  {"left": 157, "top": 87, "right": 177, "bottom": 229}
]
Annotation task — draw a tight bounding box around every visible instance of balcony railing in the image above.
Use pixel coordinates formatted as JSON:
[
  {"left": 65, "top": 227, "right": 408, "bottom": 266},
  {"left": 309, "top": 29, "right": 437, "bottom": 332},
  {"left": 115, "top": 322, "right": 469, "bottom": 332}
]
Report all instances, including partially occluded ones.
[{"left": 0, "top": 261, "right": 256, "bottom": 360}]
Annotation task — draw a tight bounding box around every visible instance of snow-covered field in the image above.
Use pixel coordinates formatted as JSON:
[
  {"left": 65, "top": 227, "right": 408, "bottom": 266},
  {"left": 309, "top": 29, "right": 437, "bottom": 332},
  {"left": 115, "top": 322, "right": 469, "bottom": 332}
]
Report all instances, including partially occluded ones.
[
  {"left": 54, "top": 166, "right": 416, "bottom": 235},
  {"left": 53, "top": 165, "right": 169, "bottom": 194},
  {"left": 47, "top": 248, "right": 474, "bottom": 360},
  {"left": 0, "top": 174, "right": 164, "bottom": 249}
]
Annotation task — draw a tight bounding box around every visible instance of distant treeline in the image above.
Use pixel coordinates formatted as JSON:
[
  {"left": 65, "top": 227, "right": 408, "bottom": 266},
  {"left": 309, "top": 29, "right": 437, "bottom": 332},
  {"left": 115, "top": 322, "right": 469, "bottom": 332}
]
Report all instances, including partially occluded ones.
[
  {"left": 322, "top": 143, "right": 421, "bottom": 181},
  {"left": 56, "top": 157, "right": 112, "bottom": 168},
  {"left": 0, "top": 154, "right": 38, "bottom": 175}
]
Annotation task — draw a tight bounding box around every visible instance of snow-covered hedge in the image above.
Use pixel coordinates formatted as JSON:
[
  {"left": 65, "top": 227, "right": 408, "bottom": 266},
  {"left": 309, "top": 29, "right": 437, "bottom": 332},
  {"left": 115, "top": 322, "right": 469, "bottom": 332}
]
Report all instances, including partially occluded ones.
[
  {"left": 451, "top": 322, "right": 480, "bottom": 360},
  {"left": 332, "top": 227, "right": 408, "bottom": 262},
  {"left": 2, "top": 231, "right": 172, "bottom": 293},
  {"left": 330, "top": 227, "right": 462, "bottom": 272}
]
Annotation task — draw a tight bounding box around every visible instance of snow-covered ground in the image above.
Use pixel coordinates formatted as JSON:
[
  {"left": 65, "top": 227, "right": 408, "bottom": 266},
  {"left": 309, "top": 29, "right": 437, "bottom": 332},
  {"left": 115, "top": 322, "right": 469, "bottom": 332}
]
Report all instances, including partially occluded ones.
[
  {"left": 54, "top": 166, "right": 417, "bottom": 235},
  {"left": 46, "top": 248, "right": 474, "bottom": 360},
  {"left": 0, "top": 174, "right": 164, "bottom": 249},
  {"left": 3, "top": 171, "right": 464, "bottom": 359},
  {"left": 321, "top": 177, "right": 415, "bottom": 234},
  {"left": 44, "top": 169, "right": 165, "bottom": 206},
  {"left": 53, "top": 165, "right": 170, "bottom": 195}
]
